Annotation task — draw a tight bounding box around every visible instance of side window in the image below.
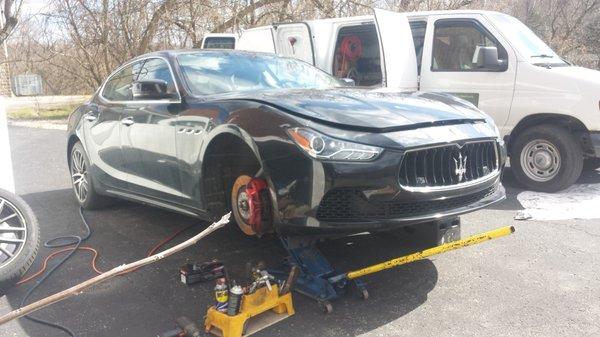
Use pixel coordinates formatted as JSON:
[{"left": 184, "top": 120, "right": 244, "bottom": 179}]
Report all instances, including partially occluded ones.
[
  {"left": 203, "top": 37, "right": 236, "bottom": 49},
  {"left": 102, "top": 62, "right": 142, "bottom": 101},
  {"left": 137, "top": 58, "right": 178, "bottom": 97},
  {"left": 332, "top": 24, "right": 382, "bottom": 86},
  {"left": 432, "top": 20, "right": 507, "bottom": 71},
  {"left": 409, "top": 21, "right": 427, "bottom": 74}
]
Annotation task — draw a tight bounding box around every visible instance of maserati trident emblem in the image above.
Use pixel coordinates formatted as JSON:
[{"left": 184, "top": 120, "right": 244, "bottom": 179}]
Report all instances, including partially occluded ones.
[{"left": 454, "top": 153, "right": 468, "bottom": 182}]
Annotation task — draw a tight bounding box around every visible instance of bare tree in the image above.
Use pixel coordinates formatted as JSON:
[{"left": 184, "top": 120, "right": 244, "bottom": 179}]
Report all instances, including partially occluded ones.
[{"left": 0, "top": 0, "right": 22, "bottom": 44}]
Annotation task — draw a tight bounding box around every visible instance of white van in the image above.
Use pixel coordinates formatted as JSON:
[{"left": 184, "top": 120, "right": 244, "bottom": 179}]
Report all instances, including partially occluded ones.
[{"left": 237, "top": 9, "right": 600, "bottom": 192}]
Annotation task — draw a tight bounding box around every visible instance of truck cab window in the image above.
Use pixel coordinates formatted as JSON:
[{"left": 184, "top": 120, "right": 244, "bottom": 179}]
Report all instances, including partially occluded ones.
[
  {"left": 409, "top": 21, "right": 427, "bottom": 74},
  {"left": 432, "top": 20, "right": 507, "bottom": 71},
  {"left": 332, "top": 24, "right": 382, "bottom": 86}
]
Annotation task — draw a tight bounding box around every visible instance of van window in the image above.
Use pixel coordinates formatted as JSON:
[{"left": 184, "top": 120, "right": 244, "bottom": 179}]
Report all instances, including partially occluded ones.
[
  {"left": 409, "top": 21, "right": 427, "bottom": 74},
  {"left": 432, "top": 20, "right": 507, "bottom": 72},
  {"left": 203, "top": 37, "right": 236, "bottom": 49},
  {"left": 332, "top": 24, "right": 382, "bottom": 86}
]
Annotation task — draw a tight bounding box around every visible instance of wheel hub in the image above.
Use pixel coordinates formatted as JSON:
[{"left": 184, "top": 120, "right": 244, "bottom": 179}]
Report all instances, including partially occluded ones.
[
  {"left": 236, "top": 190, "right": 251, "bottom": 221},
  {"left": 520, "top": 140, "right": 561, "bottom": 182}
]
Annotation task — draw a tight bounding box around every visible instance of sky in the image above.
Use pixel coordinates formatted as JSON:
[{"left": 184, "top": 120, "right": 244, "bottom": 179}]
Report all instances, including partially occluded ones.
[{"left": 20, "top": 0, "right": 54, "bottom": 16}]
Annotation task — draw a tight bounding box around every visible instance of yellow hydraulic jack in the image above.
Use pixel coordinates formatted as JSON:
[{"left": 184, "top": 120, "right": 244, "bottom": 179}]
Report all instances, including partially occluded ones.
[{"left": 272, "top": 225, "right": 515, "bottom": 313}]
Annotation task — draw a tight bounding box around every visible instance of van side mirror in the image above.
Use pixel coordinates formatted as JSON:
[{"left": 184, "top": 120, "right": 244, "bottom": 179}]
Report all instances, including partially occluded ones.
[
  {"left": 340, "top": 78, "right": 356, "bottom": 87},
  {"left": 474, "top": 46, "right": 507, "bottom": 71},
  {"left": 132, "top": 80, "right": 173, "bottom": 100}
]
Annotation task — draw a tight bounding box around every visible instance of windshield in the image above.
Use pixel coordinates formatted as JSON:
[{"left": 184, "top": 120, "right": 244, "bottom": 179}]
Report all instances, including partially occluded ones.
[
  {"left": 489, "top": 13, "right": 567, "bottom": 66},
  {"left": 177, "top": 52, "right": 342, "bottom": 95}
]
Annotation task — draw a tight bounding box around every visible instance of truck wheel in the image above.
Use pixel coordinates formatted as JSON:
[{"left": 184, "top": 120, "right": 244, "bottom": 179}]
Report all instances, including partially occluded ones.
[
  {"left": 512, "top": 125, "right": 583, "bottom": 192},
  {"left": 0, "top": 189, "right": 40, "bottom": 296},
  {"left": 69, "top": 142, "right": 109, "bottom": 209}
]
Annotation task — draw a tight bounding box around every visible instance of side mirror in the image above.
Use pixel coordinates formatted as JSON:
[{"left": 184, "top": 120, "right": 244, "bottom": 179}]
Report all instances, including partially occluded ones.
[
  {"left": 132, "top": 80, "right": 173, "bottom": 100},
  {"left": 340, "top": 78, "right": 356, "bottom": 87},
  {"left": 474, "top": 46, "right": 507, "bottom": 71}
]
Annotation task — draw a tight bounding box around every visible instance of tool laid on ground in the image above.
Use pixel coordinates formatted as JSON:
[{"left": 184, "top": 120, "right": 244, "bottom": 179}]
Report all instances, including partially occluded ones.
[
  {"left": 204, "top": 266, "right": 297, "bottom": 337},
  {"left": 270, "top": 224, "right": 515, "bottom": 313},
  {"left": 158, "top": 316, "right": 202, "bottom": 337},
  {"left": 180, "top": 260, "right": 226, "bottom": 285}
]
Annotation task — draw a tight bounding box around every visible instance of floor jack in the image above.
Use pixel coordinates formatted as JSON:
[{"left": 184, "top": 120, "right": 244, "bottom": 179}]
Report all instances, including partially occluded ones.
[{"left": 270, "top": 219, "right": 515, "bottom": 313}]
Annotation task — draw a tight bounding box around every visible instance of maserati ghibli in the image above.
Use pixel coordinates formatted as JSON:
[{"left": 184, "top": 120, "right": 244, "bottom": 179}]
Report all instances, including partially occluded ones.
[{"left": 67, "top": 50, "right": 506, "bottom": 236}]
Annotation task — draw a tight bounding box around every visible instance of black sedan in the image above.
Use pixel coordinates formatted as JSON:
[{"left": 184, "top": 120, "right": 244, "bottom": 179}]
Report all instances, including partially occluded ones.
[{"left": 67, "top": 50, "right": 506, "bottom": 236}]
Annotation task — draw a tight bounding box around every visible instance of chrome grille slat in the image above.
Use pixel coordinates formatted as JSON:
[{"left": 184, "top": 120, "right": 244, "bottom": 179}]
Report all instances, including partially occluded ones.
[{"left": 399, "top": 141, "right": 499, "bottom": 189}]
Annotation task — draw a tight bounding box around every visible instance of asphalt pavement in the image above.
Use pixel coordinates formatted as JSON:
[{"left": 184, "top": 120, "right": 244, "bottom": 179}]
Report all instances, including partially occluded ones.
[{"left": 1, "top": 126, "right": 599, "bottom": 337}]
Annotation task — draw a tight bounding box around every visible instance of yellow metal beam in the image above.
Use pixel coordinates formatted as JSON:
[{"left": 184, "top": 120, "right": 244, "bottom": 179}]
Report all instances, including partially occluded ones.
[{"left": 346, "top": 226, "right": 515, "bottom": 280}]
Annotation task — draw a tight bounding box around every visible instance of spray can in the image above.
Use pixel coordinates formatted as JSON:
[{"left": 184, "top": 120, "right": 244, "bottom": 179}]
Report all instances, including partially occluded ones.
[
  {"left": 227, "top": 284, "right": 244, "bottom": 316},
  {"left": 214, "top": 278, "right": 228, "bottom": 312}
]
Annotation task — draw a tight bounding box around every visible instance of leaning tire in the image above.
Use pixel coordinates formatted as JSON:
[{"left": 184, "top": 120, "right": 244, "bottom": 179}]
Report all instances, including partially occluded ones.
[
  {"left": 0, "top": 189, "right": 40, "bottom": 296},
  {"left": 69, "top": 142, "right": 109, "bottom": 209},
  {"left": 511, "top": 125, "right": 583, "bottom": 192}
]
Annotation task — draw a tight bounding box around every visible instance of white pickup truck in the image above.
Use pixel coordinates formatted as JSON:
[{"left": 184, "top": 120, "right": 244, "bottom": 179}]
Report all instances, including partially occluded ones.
[{"left": 234, "top": 9, "right": 600, "bottom": 192}]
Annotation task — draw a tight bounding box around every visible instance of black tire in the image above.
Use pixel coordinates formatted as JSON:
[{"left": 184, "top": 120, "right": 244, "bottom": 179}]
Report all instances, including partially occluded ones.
[
  {"left": 584, "top": 158, "right": 600, "bottom": 171},
  {"left": 69, "top": 142, "right": 109, "bottom": 209},
  {"left": 511, "top": 125, "right": 583, "bottom": 192},
  {"left": 0, "top": 189, "right": 40, "bottom": 296}
]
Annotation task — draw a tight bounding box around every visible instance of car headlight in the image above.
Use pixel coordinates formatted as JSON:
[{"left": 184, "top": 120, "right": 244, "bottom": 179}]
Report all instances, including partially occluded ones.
[{"left": 286, "top": 127, "right": 382, "bottom": 161}]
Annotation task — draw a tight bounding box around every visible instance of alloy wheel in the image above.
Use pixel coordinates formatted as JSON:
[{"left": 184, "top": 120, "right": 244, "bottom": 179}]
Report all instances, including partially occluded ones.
[
  {"left": 0, "top": 197, "right": 27, "bottom": 269},
  {"left": 520, "top": 139, "right": 561, "bottom": 182},
  {"left": 71, "top": 149, "right": 89, "bottom": 203}
]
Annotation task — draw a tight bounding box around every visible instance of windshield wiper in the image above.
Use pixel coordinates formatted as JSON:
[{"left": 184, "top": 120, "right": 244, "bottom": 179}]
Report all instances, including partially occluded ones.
[{"left": 531, "top": 54, "right": 555, "bottom": 58}]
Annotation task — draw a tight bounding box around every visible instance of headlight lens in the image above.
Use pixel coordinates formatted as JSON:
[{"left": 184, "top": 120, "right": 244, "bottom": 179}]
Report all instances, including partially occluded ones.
[{"left": 287, "top": 127, "right": 382, "bottom": 161}]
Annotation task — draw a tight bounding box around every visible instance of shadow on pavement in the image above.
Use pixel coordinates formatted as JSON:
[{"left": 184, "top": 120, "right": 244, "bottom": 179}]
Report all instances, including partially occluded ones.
[{"left": 4, "top": 188, "right": 438, "bottom": 337}]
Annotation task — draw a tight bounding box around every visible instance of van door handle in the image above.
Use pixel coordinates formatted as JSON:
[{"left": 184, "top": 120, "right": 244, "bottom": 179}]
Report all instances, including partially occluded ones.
[{"left": 121, "top": 117, "right": 134, "bottom": 126}]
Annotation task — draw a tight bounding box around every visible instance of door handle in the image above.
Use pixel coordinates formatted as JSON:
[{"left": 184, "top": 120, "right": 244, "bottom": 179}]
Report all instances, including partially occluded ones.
[
  {"left": 121, "top": 117, "right": 134, "bottom": 126},
  {"left": 84, "top": 113, "right": 97, "bottom": 122}
]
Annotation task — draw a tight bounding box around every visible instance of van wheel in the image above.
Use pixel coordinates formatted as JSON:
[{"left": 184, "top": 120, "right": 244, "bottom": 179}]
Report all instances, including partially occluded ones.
[
  {"left": 0, "top": 189, "right": 40, "bottom": 296},
  {"left": 511, "top": 125, "right": 583, "bottom": 192}
]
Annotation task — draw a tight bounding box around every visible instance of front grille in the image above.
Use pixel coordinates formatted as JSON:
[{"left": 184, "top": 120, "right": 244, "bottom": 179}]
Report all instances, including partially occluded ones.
[
  {"left": 399, "top": 141, "right": 499, "bottom": 188},
  {"left": 316, "top": 185, "right": 497, "bottom": 222}
]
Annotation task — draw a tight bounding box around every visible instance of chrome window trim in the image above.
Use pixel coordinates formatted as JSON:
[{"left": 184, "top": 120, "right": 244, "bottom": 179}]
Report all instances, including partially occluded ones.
[
  {"left": 399, "top": 139, "right": 500, "bottom": 193},
  {"left": 99, "top": 55, "right": 182, "bottom": 105}
]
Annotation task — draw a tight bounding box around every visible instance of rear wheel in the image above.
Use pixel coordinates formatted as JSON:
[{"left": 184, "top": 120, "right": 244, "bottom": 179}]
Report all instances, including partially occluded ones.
[
  {"left": 511, "top": 125, "right": 583, "bottom": 192},
  {"left": 0, "top": 189, "right": 39, "bottom": 296},
  {"left": 69, "top": 142, "right": 109, "bottom": 209}
]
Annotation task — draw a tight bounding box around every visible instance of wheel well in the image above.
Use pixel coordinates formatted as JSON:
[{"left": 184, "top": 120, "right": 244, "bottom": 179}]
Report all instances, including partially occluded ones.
[
  {"left": 507, "top": 114, "right": 592, "bottom": 156},
  {"left": 66, "top": 135, "right": 80, "bottom": 168},
  {"left": 201, "top": 134, "right": 262, "bottom": 216}
]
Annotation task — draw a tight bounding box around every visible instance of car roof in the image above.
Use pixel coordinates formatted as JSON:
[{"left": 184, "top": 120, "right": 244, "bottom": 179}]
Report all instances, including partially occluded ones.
[{"left": 132, "top": 49, "right": 281, "bottom": 61}]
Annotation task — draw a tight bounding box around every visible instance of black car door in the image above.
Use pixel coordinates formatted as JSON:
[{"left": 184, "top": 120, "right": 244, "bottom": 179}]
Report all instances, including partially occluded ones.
[
  {"left": 120, "top": 57, "right": 184, "bottom": 203},
  {"left": 87, "top": 63, "right": 141, "bottom": 190}
]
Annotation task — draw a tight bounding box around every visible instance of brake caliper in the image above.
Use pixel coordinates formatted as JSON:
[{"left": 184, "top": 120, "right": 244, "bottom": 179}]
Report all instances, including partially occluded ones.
[{"left": 245, "top": 178, "right": 272, "bottom": 235}]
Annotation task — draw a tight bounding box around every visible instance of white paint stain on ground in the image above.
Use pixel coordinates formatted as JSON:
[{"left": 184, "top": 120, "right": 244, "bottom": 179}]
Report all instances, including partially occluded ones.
[{"left": 516, "top": 182, "right": 600, "bottom": 221}]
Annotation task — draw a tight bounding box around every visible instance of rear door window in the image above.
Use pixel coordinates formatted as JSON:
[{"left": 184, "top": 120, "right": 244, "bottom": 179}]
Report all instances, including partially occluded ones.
[{"left": 332, "top": 24, "right": 382, "bottom": 86}]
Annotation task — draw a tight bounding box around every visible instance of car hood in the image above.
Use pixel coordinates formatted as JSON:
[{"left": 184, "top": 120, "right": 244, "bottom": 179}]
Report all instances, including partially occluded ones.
[{"left": 212, "top": 88, "right": 486, "bottom": 132}]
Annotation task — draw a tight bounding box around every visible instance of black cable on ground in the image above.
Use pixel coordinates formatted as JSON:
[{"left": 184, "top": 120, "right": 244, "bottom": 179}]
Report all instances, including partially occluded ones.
[{"left": 19, "top": 207, "right": 91, "bottom": 337}]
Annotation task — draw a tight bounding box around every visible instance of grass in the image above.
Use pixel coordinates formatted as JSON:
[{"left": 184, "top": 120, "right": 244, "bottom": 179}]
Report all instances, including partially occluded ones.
[{"left": 7, "top": 104, "right": 78, "bottom": 121}]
